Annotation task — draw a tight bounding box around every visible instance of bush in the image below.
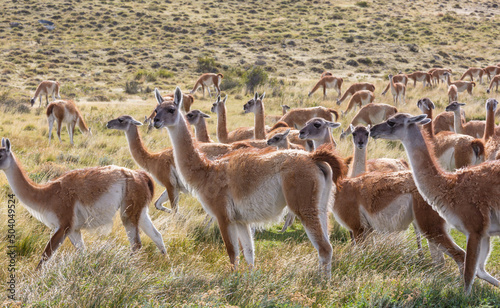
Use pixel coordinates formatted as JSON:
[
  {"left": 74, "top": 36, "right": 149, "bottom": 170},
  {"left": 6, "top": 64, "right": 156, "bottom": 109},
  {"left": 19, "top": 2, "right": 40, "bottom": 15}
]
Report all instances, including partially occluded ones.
[
  {"left": 243, "top": 66, "right": 268, "bottom": 93},
  {"left": 356, "top": 1, "right": 369, "bottom": 7},
  {"left": 124, "top": 80, "right": 139, "bottom": 94},
  {"left": 197, "top": 56, "right": 219, "bottom": 73}
]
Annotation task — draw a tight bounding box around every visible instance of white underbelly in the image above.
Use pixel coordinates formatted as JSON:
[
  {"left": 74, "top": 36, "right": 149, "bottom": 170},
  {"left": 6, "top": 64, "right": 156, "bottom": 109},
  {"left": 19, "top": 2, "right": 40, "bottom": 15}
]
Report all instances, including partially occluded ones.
[
  {"left": 437, "top": 147, "right": 455, "bottom": 171},
  {"left": 359, "top": 194, "right": 414, "bottom": 232}
]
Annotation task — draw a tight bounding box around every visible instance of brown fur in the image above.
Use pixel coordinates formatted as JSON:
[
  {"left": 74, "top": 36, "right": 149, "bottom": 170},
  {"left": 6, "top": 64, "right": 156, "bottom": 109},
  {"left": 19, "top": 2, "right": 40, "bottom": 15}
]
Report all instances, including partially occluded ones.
[
  {"left": 445, "top": 102, "right": 488, "bottom": 138},
  {"left": 341, "top": 90, "right": 374, "bottom": 117},
  {"left": 190, "top": 73, "right": 223, "bottom": 98},
  {"left": 278, "top": 107, "right": 339, "bottom": 129},
  {"left": 445, "top": 73, "right": 476, "bottom": 94},
  {"left": 336, "top": 82, "right": 375, "bottom": 105},
  {"left": 381, "top": 73, "right": 408, "bottom": 95},
  {"left": 46, "top": 100, "right": 91, "bottom": 145},
  {"left": 460, "top": 68, "right": 485, "bottom": 84},
  {"left": 429, "top": 68, "right": 452, "bottom": 85},
  {"left": 448, "top": 85, "right": 458, "bottom": 104},
  {"left": 484, "top": 66, "right": 500, "bottom": 81},
  {"left": 433, "top": 111, "right": 465, "bottom": 134},
  {"left": 418, "top": 98, "right": 484, "bottom": 170},
  {"left": 370, "top": 113, "right": 500, "bottom": 293},
  {"left": 0, "top": 139, "right": 166, "bottom": 269},
  {"left": 154, "top": 87, "right": 347, "bottom": 274},
  {"left": 333, "top": 170, "right": 465, "bottom": 270},
  {"left": 388, "top": 74, "right": 406, "bottom": 106},
  {"left": 482, "top": 99, "right": 500, "bottom": 161},
  {"left": 340, "top": 104, "right": 397, "bottom": 139},
  {"left": 31, "top": 80, "right": 61, "bottom": 107},
  {"left": 486, "top": 75, "right": 500, "bottom": 94},
  {"left": 308, "top": 75, "right": 343, "bottom": 98},
  {"left": 407, "top": 71, "right": 432, "bottom": 88}
]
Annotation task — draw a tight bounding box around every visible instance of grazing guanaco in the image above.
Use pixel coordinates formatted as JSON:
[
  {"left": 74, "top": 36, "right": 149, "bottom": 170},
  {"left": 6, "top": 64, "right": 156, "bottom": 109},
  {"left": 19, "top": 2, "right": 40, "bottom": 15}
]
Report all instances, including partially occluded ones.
[
  {"left": 417, "top": 98, "right": 484, "bottom": 170},
  {"left": 278, "top": 106, "right": 339, "bottom": 129},
  {"left": 388, "top": 74, "right": 406, "bottom": 106},
  {"left": 444, "top": 72, "right": 475, "bottom": 95},
  {"left": 0, "top": 138, "right": 166, "bottom": 269},
  {"left": 407, "top": 71, "right": 432, "bottom": 88},
  {"left": 190, "top": 73, "right": 223, "bottom": 98},
  {"left": 30, "top": 80, "right": 61, "bottom": 108},
  {"left": 46, "top": 100, "right": 91, "bottom": 145},
  {"left": 336, "top": 82, "right": 375, "bottom": 105},
  {"left": 308, "top": 75, "right": 343, "bottom": 99},
  {"left": 340, "top": 103, "right": 398, "bottom": 139},
  {"left": 153, "top": 87, "right": 347, "bottom": 276},
  {"left": 460, "top": 67, "right": 485, "bottom": 84},
  {"left": 370, "top": 113, "right": 500, "bottom": 294},
  {"left": 381, "top": 73, "right": 408, "bottom": 95},
  {"left": 448, "top": 84, "right": 458, "bottom": 104},
  {"left": 186, "top": 110, "right": 213, "bottom": 143},
  {"left": 486, "top": 74, "right": 500, "bottom": 93},
  {"left": 429, "top": 68, "right": 452, "bottom": 86},
  {"left": 341, "top": 90, "right": 374, "bottom": 117},
  {"left": 484, "top": 65, "right": 500, "bottom": 81}
]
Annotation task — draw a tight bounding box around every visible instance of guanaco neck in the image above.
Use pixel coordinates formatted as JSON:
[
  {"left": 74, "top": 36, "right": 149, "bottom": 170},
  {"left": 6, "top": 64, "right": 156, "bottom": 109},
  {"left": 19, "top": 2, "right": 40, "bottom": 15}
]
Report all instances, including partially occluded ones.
[
  {"left": 349, "top": 146, "right": 366, "bottom": 177},
  {"left": 4, "top": 155, "right": 51, "bottom": 212},
  {"left": 312, "top": 129, "right": 335, "bottom": 149},
  {"left": 254, "top": 101, "right": 266, "bottom": 140},
  {"left": 421, "top": 108, "right": 434, "bottom": 138},
  {"left": 401, "top": 125, "right": 448, "bottom": 200},
  {"left": 77, "top": 112, "right": 90, "bottom": 133},
  {"left": 167, "top": 116, "right": 212, "bottom": 189},
  {"left": 216, "top": 104, "right": 229, "bottom": 143},
  {"left": 194, "top": 119, "right": 211, "bottom": 143},
  {"left": 452, "top": 109, "right": 465, "bottom": 135},
  {"left": 125, "top": 126, "right": 156, "bottom": 171},
  {"left": 389, "top": 76, "right": 396, "bottom": 93},
  {"left": 484, "top": 106, "right": 495, "bottom": 141}
]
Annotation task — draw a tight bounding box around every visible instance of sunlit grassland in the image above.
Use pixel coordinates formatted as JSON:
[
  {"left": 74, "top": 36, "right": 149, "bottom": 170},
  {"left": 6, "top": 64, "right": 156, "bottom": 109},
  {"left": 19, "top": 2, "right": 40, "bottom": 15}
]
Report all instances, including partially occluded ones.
[{"left": 0, "top": 77, "right": 499, "bottom": 306}]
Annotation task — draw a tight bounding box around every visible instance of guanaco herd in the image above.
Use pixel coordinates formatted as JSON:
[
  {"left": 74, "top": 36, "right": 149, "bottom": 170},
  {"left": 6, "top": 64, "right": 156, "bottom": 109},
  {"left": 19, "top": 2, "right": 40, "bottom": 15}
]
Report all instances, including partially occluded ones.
[{"left": 4, "top": 65, "right": 500, "bottom": 294}]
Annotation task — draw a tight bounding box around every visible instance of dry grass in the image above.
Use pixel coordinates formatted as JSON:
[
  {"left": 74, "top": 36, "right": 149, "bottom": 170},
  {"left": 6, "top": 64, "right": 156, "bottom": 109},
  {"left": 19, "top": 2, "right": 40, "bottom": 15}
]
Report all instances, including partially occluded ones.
[{"left": 1, "top": 0, "right": 500, "bottom": 306}]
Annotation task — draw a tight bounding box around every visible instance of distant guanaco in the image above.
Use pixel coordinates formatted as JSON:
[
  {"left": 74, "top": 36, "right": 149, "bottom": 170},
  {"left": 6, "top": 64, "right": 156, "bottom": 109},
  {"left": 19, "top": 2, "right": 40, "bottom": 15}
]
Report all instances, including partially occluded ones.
[
  {"left": 30, "top": 80, "right": 61, "bottom": 108},
  {"left": 308, "top": 75, "right": 343, "bottom": 99},
  {"left": 190, "top": 73, "right": 223, "bottom": 98}
]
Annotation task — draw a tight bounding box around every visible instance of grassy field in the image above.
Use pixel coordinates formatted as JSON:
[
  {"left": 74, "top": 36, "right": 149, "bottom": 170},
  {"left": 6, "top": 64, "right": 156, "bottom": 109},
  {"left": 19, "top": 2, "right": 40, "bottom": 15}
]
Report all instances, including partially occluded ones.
[{"left": 1, "top": 0, "right": 500, "bottom": 306}]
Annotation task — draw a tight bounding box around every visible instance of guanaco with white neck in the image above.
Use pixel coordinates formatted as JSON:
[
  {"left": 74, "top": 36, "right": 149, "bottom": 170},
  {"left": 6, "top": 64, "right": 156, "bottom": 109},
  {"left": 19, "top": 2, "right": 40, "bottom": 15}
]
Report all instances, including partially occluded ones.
[
  {"left": 30, "top": 80, "right": 61, "bottom": 107},
  {"left": 388, "top": 74, "right": 406, "bottom": 106},
  {"left": 190, "top": 73, "right": 223, "bottom": 98},
  {"left": 107, "top": 115, "right": 245, "bottom": 213},
  {"left": 445, "top": 102, "right": 486, "bottom": 138},
  {"left": 308, "top": 75, "right": 343, "bottom": 98},
  {"left": 336, "top": 82, "right": 375, "bottom": 105},
  {"left": 370, "top": 113, "right": 500, "bottom": 294},
  {"left": 0, "top": 138, "right": 166, "bottom": 269},
  {"left": 482, "top": 99, "right": 500, "bottom": 161},
  {"left": 266, "top": 129, "right": 304, "bottom": 150},
  {"left": 448, "top": 84, "right": 458, "bottom": 104},
  {"left": 381, "top": 73, "right": 408, "bottom": 95},
  {"left": 153, "top": 87, "right": 347, "bottom": 276},
  {"left": 417, "top": 98, "right": 484, "bottom": 170},
  {"left": 46, "top": 99, "right": 91, "bottom": 145},
  {"left": 340, "top": 103, "right": 398, "bottom": 140},
  {"left": 299, "top": 117, "right": 341, "bottom": 149},
  {"left": 444, "top": 72, "right": 476, "bottom": 94},
  {"left": 186, "top": 110, "right": 213, "bottom": 142},
  {"left": 144, "top": 93, "right": 195, "bottom": 132}
]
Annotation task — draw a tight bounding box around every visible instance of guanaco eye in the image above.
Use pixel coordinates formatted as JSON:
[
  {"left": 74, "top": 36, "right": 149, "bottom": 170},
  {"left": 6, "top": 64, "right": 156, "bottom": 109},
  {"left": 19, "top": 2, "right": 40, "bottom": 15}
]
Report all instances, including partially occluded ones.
[
  {"left": 187, "top": 114, "right": 193, "bottom": 118},
  {"left": 118, "top": 118, "right": 123, "bottom": 123},
  {"left": 387, "top": 121, "right": 395, "bottom": 127},
  {"left": 168, "top": 108, "right": 175, "bottom": 114},
  {"left": 313, "top": 123, "right": 321, "bottom": 128}
]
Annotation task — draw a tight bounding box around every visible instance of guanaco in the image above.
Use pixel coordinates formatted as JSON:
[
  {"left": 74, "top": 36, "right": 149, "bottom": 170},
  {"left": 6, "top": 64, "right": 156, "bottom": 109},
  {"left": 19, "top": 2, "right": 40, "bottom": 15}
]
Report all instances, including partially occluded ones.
[{"left": 30, "top": 80, "right": 61, "bottom": 107}]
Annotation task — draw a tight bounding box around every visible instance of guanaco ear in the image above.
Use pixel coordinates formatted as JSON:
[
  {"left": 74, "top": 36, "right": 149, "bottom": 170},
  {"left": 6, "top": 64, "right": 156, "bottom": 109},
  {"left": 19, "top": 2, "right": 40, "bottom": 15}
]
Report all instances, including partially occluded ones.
[
  {"left": 283, "top": 128, "right": 291, "bottom": 137},
  {"left": 328, "top": 122, "right": 341, "bottom": 129},
  {"left": 201, "top": 112, "right": 210, "bottom": 118},
  {"left": 216, "top": 95, "right": 221, "bottom": 103},
  {"left": 458, "top": 102, "right": 466, "bottom": 106},
  {"left": 4, "top": 138, "right": 11, "bottom": 152},
  {"left": 259, "top": 92, "right": 266, "bottom": 100},
  {"left": 366, "top": 124, "right": 371, "bottom": 131},
  {"left": 1, "top": 138, "right": 4, "bottom": 148},
  {"left": 254, "top": 92, "right": 258, "bottom": 100},
  {"left": 88, "top": 128, "right": 92, "bottom": 135},
  {"left": 173, "top": 87, "right": 183, "bottom": 107},
  {"left": 429, "top": 100, "right": 435, "bottom": 110},
  {"left": 154, "top": 88, "right": 164, "bottom": 105},
  {"left": 223, "top": 95, "right": 228, "bottom": 104},
  {"left": 407, "top": 114, "right": 429, "bottom": 125},
  {"left": 132, "top": 119, "right": 143, "bottom": 126},
  {"left": 349, "top": 124, "right": 355, "bottom": 132}
]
